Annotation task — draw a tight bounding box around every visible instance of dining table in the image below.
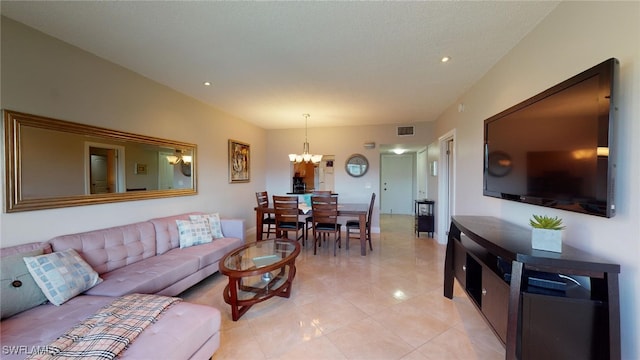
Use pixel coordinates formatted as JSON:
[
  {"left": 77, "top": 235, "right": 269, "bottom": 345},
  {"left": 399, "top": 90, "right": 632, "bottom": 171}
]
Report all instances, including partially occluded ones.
[{"left": 255, "top": 202, "right": 370, "bottom": 256}]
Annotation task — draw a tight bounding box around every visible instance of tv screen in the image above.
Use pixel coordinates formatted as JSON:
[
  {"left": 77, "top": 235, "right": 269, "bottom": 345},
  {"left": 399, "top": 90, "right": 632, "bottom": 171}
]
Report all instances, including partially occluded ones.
[{"left": 484, "top": 58, "right": 618, "bottom": 217}]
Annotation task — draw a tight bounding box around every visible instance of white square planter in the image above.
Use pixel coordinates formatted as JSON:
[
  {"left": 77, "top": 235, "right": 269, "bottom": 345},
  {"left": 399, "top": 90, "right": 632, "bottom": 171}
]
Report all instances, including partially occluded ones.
[{"left": 531, "top": 228, "right": 563, "bottom": 253}]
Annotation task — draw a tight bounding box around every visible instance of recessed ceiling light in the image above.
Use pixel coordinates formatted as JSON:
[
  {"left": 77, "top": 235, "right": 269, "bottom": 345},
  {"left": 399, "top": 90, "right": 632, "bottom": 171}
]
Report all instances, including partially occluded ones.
[
  {"left": 441, "top": 56, "right": 450, "bottom": 63},
  {"left": 392, "top": 149, "right": 405, "bottom": 155},
  {"left": 203, "top": 81, "right": 211, "bottom": 86}
]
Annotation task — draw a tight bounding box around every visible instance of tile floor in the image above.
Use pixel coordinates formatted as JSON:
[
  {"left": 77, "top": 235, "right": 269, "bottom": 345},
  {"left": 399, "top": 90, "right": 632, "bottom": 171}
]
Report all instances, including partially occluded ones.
[{"left": 180, "top": 214, "right": 505, "bottom": 359}]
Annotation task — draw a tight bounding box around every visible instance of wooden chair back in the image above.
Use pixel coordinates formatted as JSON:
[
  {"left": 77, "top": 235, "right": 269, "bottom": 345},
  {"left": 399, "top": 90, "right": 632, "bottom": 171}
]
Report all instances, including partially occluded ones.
[
  {"left": 311, "top": 195, "right": 339, "bottom": 227},
  {"left": 366, "top": 192, "right": 376, "bottom": 227},
  {"left": 273, "top": 195, "right": 304, "bottom": 241},
  {"left": 273, "top": 195, "right": 299, "bottom": 217},
  {"left": 311, "top": 195, "right": 341, "bottom": 255},
  {"left": 256, "top": 191, "right": 269, "bottom": 208},
  {"left": 346, "top": 192, "right": 375, "bottom": 252},
  {"left": 256, "top": 191, "right": 275, "bottom": 238}
]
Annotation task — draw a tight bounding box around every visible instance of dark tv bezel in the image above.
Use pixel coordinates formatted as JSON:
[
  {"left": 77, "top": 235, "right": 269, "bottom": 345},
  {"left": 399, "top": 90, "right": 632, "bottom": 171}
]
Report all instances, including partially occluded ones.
[{"left": 483, "top": 58, "right": 618, "bottom": 218}]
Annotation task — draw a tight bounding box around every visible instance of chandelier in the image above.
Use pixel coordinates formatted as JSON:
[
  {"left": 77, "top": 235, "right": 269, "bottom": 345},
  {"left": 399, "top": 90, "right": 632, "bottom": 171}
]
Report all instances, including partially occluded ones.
[{"left": 288, "top": 114, "right": 322, "bottom": 164}]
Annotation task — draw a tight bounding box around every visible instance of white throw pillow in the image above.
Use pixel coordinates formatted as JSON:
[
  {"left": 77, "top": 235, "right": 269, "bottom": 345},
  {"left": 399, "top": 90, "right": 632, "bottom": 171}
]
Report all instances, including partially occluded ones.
[
  {"left": 23, "top": 249, "right": 102, "bottom": 306},
  {"left": 176, "top": 218, "right": 213, "bottom": 248},
  {"left": 189, "top": 213, "right": 224, "bottom": 239}
]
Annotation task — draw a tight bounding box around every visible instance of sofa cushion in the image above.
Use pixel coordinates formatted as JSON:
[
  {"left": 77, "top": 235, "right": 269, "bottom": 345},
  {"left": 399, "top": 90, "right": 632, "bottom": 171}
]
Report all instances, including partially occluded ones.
[
  {"left": 117, "top": 301, "right": 221, "bottom": 360},
  {"left": 0, "top": 295, "right": 116, "bottom": 360},
  {"left": 164, "top": 236, "right": 244, "bottom": 271},
  {"left": 83, "top": 253, "right": 199, "bottom": 297},
  {"left": 0, "top": 295, "right": 221, "bottom": 360},
  {"left": 23, "top": 249, "right": 102, "bottom": 306},
  {"left": 0, "top": 242, "right": 52, "bottom": 258},
  {"left": 1, "top": 249, "right": 48, "bottom": 319},
  {"left": 49, "top": 221, "right": 157, "bottom": 275},
  {"left": 150, "top": 212, "right": 205, "bottom": 254},
  {"left": 176, "top": 219, "right": 213, "bottom": 248}
]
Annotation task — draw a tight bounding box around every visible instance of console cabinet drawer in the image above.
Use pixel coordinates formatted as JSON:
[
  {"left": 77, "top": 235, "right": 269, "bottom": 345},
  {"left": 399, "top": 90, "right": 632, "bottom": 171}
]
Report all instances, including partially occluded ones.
[
  {"left": 452, "top": 239, "right": 467, "bottom": 288},
  {"left": 482, "top": 270, "right": 509, "bottom": 343}
]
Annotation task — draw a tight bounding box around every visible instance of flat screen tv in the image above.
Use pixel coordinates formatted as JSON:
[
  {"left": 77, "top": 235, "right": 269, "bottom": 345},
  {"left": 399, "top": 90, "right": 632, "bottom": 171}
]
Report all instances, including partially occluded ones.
[{"left": 483, "top": 58, "right": 618, "bottom": 218}]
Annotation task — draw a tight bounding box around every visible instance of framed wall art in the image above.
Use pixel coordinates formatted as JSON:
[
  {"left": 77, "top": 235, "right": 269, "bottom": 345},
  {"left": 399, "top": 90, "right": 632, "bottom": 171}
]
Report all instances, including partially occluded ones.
[
  {"left": 134, "top": 163, "right": 148, "bottom": 175},
  {"left": 228, "top": 139, "right": 250, "bottom": 183}
]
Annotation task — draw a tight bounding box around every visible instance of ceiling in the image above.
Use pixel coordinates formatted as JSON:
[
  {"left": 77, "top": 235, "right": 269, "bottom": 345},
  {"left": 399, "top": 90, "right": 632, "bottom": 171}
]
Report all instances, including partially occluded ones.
[{"left": 1, "top": 1, "right": 559, "bottom": 130}]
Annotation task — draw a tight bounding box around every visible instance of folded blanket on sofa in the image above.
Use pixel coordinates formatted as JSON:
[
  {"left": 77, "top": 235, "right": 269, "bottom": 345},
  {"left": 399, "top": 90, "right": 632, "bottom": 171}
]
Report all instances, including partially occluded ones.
[{"left": 27, "top": 294, "right": 181, "bottom": 360}]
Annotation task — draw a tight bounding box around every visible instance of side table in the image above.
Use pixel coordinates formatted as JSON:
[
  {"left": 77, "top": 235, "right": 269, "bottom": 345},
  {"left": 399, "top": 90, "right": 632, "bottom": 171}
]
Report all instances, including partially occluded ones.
[{"left": 414, "top": 199, "right": 434, "bottom": 237}]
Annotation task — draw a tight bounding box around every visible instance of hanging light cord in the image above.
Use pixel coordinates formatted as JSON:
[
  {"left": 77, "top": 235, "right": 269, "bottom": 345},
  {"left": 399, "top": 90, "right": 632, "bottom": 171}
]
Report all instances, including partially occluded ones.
[
  {"left": 304, "top": 113, "right": 310, "bottom": 149},
  {"left": 288, "top": 113, "right": 321, "bottom": 163}
]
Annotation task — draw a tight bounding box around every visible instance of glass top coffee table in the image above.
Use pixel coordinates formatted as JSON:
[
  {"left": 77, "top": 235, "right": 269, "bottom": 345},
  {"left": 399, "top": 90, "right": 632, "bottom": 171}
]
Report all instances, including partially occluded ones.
[{"left": 219, "top": 239, "right": 301, "bottom": 321}]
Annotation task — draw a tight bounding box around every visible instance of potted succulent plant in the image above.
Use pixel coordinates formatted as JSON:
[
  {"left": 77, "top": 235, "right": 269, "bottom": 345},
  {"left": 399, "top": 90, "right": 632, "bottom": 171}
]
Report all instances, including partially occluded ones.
[{"left": 530, "top": 214, "right": 565, "bottom": 253}]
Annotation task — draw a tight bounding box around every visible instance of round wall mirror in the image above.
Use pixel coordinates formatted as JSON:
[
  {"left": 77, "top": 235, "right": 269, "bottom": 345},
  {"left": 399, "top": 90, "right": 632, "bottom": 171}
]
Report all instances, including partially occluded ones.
[
  {"left": 345, "top": 154, "right": 369, "bottom": 177},
  {"left": 181, "top": 162, "right": 192, "bottom": 177},
  {"left": 487, "top": 151, "right": 512, "bottom": 177}
]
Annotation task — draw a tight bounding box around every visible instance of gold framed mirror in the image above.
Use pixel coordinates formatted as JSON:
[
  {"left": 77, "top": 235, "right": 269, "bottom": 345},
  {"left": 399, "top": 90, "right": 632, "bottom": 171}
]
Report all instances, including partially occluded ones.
[{"left": 4, "top": 110, "right": 197, "bottom": 212}]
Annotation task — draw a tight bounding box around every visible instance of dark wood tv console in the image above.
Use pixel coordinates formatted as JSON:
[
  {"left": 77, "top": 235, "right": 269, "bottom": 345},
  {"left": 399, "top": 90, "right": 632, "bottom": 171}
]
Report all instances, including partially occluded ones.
[{"left": 444, "top": 216, "right": 620, "bottom": 360}]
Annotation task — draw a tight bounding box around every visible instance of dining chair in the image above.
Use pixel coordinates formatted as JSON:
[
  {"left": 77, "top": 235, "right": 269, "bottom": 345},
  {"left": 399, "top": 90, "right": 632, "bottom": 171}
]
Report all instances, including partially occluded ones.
[
  {"left": 311, "top": 195, "right": 342, "bottom": 256},
  {"left": 346, "top": 192, "right": 375, "bottom": 252},
  {"left": 255, "top": 191, "right": 275, "bottom": 239},
  {"left": 273, "top": 195, "right": 306, "bottom": 244},
  {"left": 305, "top": 190, "right": 333, "bottom": 241}
]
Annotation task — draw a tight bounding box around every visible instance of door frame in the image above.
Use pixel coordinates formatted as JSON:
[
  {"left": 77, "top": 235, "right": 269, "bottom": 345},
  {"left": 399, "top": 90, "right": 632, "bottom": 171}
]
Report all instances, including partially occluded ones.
[
  {"left": 416, "top": 147, "right": 428, "bottom": 200},
  {"left": 437, "top": 129, "right": 456, "bottom": 244},
  {"left": 84, "top": 142, "right": 126, "bottom": 195}
]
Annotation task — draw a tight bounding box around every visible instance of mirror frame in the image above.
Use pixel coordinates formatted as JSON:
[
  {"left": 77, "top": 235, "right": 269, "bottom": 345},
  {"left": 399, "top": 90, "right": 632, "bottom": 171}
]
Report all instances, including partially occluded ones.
[
  {"left": 4, "top": 110, "right": 197, "bottom": 212},
  {"left": 345, "top": 153, "right": 369, "bottom": 178}
]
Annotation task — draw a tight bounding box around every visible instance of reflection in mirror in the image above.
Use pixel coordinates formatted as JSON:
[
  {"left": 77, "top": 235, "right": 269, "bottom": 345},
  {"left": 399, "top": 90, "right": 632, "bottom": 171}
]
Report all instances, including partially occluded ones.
[
  {"left": 4, "top": 110, "right": 197, "bottom": 212},
  {"left": 345, "top": 154, "right": 369, "bottom": 177}
]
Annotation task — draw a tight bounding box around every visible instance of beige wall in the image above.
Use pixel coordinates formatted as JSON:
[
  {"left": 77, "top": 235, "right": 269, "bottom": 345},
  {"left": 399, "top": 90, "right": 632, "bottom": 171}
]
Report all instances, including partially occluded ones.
[
  {"left": 265, "top": 121, "right": 436, "bottom": 228},
  {"left": 432, "top": 2, "right": 639, "bottom": 358},
  {"left": 1, "top": 16, "right": 436, "bottom": 244},
  {"left": 1, "top": 17, "right": 268, "bottom": 246}
]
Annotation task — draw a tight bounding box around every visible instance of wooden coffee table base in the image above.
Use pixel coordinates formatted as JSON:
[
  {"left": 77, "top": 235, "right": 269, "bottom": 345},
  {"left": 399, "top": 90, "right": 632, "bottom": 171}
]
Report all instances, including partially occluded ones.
[
  {"left": 222, "top": 265, "right": 296, "bottom": 321},
  {"left": 219, "top": 239, "right": 301, "bottom": 321}
]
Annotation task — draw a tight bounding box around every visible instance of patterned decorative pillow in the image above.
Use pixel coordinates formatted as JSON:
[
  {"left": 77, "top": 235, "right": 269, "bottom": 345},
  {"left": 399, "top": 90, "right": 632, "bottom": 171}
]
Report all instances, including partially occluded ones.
[
  {"left": 1, "top": 249, "right": 48, "bottom": 319},
  {"left": 189, "top": 213, "right": 224, "bottom": 239},
  {"left": 23, "top": 249, "right": 102, "bottom": 306},
  {"left": 176, "top": 218, "right": 213, "bottom": 248}
]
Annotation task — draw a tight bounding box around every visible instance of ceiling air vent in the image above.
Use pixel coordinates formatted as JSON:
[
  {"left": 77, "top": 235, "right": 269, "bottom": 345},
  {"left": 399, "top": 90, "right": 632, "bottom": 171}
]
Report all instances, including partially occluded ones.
[{"left": 397, "top": 126, "right": 415, "bottom": 137}]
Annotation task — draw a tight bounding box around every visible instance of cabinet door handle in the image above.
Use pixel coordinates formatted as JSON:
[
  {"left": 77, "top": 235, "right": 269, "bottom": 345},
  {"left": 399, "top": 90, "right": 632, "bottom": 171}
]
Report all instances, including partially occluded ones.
[
  {"left": 462, "top": 265, "right": 467, "bottom": 272},
  {"left": 482, "top": 288, "right": 487, "bottom": 296}
]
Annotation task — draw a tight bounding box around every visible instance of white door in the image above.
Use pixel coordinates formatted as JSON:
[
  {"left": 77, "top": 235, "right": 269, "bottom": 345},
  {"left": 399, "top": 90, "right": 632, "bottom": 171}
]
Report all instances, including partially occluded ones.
[
  {"left": 437, "top": 130, "right": 456, "bottom": 244},
  {"left": 158, "top": 152, "right": 174, "bottom": 190},
  {"left": 417, "top": 148, "right": 428, "bottom": 199},
  {"left": 85, "top": 142, "right": 125, "bottom": 194},
  {"left": 444, "top": 139, "right": 454, "bottom": 228},
  {"left": 90, "top": 154, "right": 110, "bottom": 194},
  {"left": 381, "top": 154, "right": 413, "bottom": 214},
  {"left": 317, "top": 156, "right": 335, "bottom": 192}
]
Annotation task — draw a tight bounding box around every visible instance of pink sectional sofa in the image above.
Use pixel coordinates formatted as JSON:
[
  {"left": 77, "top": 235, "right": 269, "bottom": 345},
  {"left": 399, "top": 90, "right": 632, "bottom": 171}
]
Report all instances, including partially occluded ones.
[{"left": 0, "top": 213, "right": 244, "bottom": 360}]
